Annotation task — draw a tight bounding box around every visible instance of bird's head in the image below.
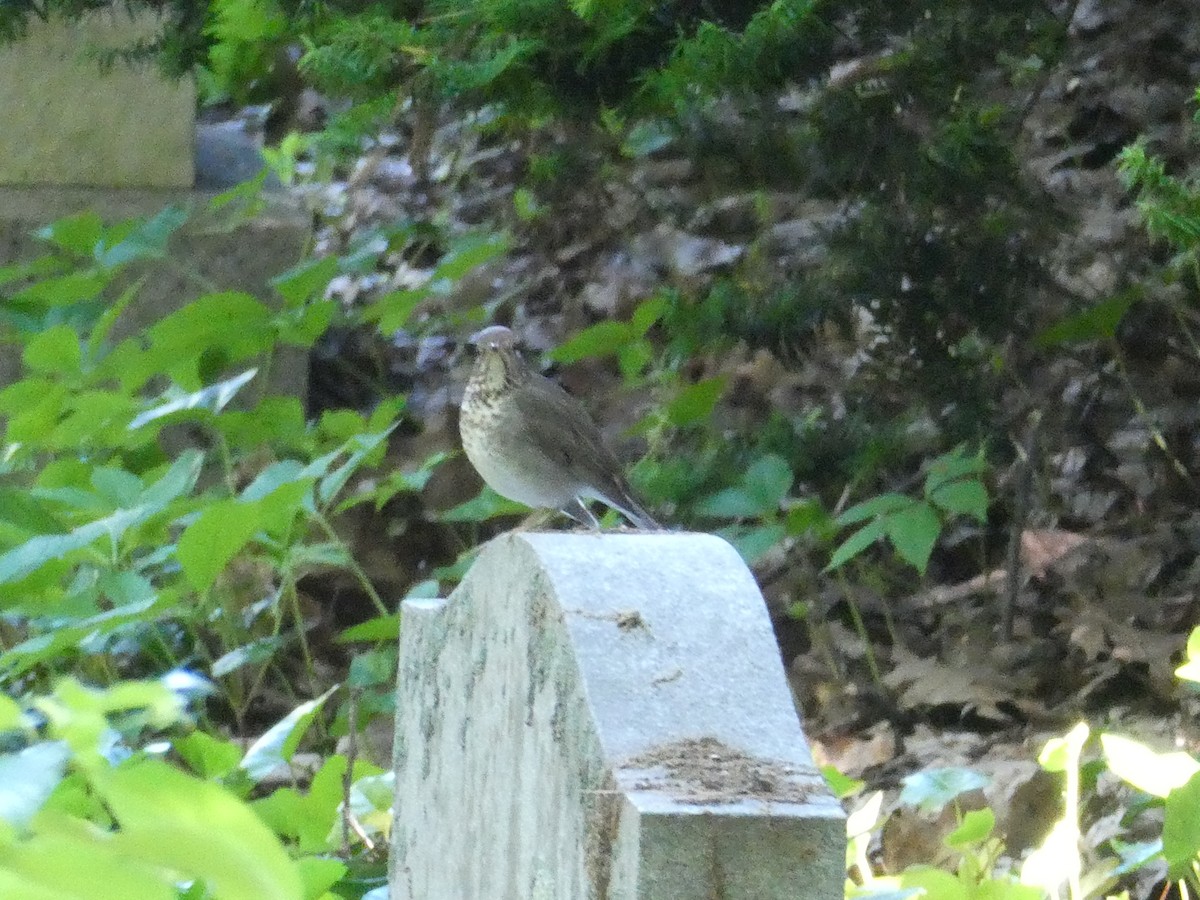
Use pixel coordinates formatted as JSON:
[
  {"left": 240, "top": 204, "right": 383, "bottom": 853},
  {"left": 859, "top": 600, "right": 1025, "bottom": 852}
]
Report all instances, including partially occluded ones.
[{"left": 468, "top": 325, "right": 526, "bottom": 388}]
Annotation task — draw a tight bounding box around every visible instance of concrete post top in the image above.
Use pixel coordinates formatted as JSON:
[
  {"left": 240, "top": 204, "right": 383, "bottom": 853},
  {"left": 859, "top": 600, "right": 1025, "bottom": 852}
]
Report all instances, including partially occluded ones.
[{"left": 457, "top": 532, "right": 835, "bottom": 805}]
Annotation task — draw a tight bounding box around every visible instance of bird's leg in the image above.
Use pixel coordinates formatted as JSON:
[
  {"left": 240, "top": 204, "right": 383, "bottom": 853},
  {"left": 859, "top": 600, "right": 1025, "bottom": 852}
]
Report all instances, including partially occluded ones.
[{"left": 560, "top": 498, "right": 601, "bottom": 531}]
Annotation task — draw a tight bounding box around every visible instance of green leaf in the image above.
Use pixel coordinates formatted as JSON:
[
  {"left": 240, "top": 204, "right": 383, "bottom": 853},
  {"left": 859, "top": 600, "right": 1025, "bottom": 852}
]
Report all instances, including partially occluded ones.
[
  {"left": 923, "top": 446, "right": 988, "bottom": 494},
  {"left": 743, "top": 454, "right": 793, "bottom": 510},
  {"left": 0, "top": 490, "right": 64, "bottom": 534},
  {"left": 432, "top": 232, "right": 508, "bottom": 282},
  {"left": 37, "top": 211, "right": 103, "bottom": 256},
  {"left": 297, "top": 857, "right": 348, "bottom": 900},
  {"left": 0, "top": 814, "right": 176, "bottom": 900},
  {"left": 440, "top": 487, "right": 528, "bottom": 522},
  {"left": 826, "top": 518, "right": 887, "bottom": 572},
  {"left": 139, "top": 450, "right": 205, "bottom": 509},
  {"left": 1101, "top": 733, "right": 1200, "bottom": 797},
  {"left": 0, "top": 506, "right": 154, "bottom": 585},
  {"left": 945, "top": 807, "right": 995, "bottom": 848},
  {"left": 97, "top": 205, "right": 190, "bottom": 268},
  {"left": 836, "top": 493, "right": 911, "bottom": 526},
  {"left": 1038, "top": 722, "right": 1089, "bottom": 772},
  {"left": 22, "top": 325, "right": 82, "bottom": 376},
  {"left": 272, "top": 256, "right": 338, "bottom": 306},
  {"left": 240, "top": 687, "right": 338, "bottom": 783},
  {"left": 898, "top": 866, "right": 969, "bottom": 900},
  {"left": 175, "top": 732, "right": 243, "bottom": 780},
  {"left": 99, "top": 759, "right": 304, "bottom": 900},
  {"left": 724, "top": 522, "right": 786, "bottom": 563},
  {"left": 694, "top": 487, "right": 759, "bottom": 519},
  {"left": 1036, "top": 291, "right": 1139, "bottom": 347},
  {"left": 339, "top": 614, "right": 402, "bottom": 643},
  {"left": 666, "top": 376, "right": 727, "bottom": 426},
  {"left": 885, "top": 501, "right": 941, "bottom": 573},
  {"left": 549, "top": 321, "right": 632, "bottom": 363},
  {"left": 128, "top": 369, "right": 258, "bottom": 430},
  {"left": 13, "top": 270, "right": 112, "bottom": 307},
  {"left": 820, "top": 765, "right": 863, "bottom": 800},
  {"left": 630, "top": 296, "right": 668, "bottom": 335},
  {"left": 140, "top": 292, "right": 272, "bottom": 387},
  {"left": 211, "top": 637, "right": 285, "bottom": 677},
  {"left": 1164, "top": 772, "right": 1200, "bottom": 879},
  {"left": 177, "top": 499, "right": 262, "bottom": 592},
  {"left": 365, "top": 288, "right": 426, "bottom": 334},
  {"left": 929, "top": 480, "right": 988, "bottom": 523},
  {"left": 898, "top": 768, "right": 989, "bottom": 814}
]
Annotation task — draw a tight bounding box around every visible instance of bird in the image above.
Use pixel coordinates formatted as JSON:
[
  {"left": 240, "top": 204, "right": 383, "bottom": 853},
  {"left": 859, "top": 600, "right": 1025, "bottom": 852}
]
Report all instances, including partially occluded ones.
[{"left": 459, "top": 325, "right": 660, "bottom": 530}]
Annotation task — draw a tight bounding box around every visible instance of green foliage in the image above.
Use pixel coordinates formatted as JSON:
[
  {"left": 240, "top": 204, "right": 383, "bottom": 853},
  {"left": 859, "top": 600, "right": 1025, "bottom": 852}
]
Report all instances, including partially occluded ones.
[
  {"left": 0, "top": 195, "right": 515, "bottom": 897},
  {"left": 829, "top": 445, "right": 989, "bottom": 575}
]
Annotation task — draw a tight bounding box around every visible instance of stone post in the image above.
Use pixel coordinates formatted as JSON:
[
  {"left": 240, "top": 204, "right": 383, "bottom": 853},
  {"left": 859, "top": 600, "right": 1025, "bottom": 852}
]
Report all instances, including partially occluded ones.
[{"left": 391, "top": 532, "right": 845, "bottom": 899}]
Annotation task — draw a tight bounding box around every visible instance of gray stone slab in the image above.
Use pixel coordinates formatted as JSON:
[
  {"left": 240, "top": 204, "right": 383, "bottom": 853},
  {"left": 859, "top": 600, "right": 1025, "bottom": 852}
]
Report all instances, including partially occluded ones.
[
  {"left": 0, "top": 6, "right": 195, "bottom": 188},
  {"left": 390, "top": 532, "right": 845, "bottom": 900}
]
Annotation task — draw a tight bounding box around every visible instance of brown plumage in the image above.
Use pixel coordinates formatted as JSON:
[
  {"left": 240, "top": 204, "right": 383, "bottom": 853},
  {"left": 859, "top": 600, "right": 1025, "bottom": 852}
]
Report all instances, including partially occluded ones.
[{"left": 459, "top": 325, "right": 660, "bottom": 529}]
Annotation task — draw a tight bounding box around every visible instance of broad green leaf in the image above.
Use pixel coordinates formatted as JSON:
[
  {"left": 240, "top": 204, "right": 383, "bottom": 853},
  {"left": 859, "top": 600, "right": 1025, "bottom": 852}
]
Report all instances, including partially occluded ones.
[
  {"left": 1039, "top": 722, "right": 1089, "bottom": 771},
  {"left": 100, "top": 759, "right": 304, "bottom": 900},
  {"left": 37, "top": 212, "right": 103, "bottom": 255},
  {"left": 91, "top": 466, "right": 143, "bottom": 508},
  {"left": 826, "top": 518, "right": 887, "bottom": 572},
  {"left": 348, "top": 647, "right": 396, "bottom": 688},
  {"left": 432, "top": 232, "right": 508, "bottom": 282},
  {"left": 128, "top": 369, "right": 258, "bottom": 430},
  {"left": 96, "top": 205, "right": 189, "bottom": 267},
  {"left": 22, "top": 325, "right": 82, "bottom": 376},
  {"left": 821, "top": 765, "right": 863, "bottom": 800},
  {"left": 0, "top": 743, "right": 69, "bottom": 827},
  {"left": 0, "top": 490, "right": 64, "bottom": 533},
  {"left": 885, "top": 501, "right": 940, "bottom": 573},
  {"left": 923, "top": 446, "right": 988, "bottom": 494},
  {"left": 139, "top": 450, "right": 204, "bottom": 509},
  {"left": 694, "top": 487, "right": 759, "bottom": 519},
  {"left": 1163, "top": 772, "right": 1200, "bottom": 879},
  {"left": 339, "top": 614, "right": 402, "bottom": 643},
  {"left": 240, "top": 687, "right": 338, "bottom": 782},
  {"left": 837, "top": 493, "right": 911, "bottom": 526},
  {"left": 666, "top": 376, "right": 727, "bottom": 426},
  {"left": 549, "top": 321, "right": 631, "bottom": 363},
  {"left": 272, "top": 255, "right": 338, "bottom": 306},
  {"left": 439, "top": 487, "right": 528, "bottom": 522},
  {"left": 1036, "top": 291, "right": 1139, "bottom": 348},
  {"left": 141, "top": 292, "right": 272, "bottom": 387},
  {"left": 317, "top": 428, "right": 396, "bottom": 506},
  {"left": 630, "top": 295, "right": 668, "bottom": 336},
  {"left": 743, "top": 454, "right": 793, "bottom": 510},
  {"left": 211, "top": 636, "right": 285, "bottom": 677},
  {"left": 367, "top": 288, "right": 426, "bottom": 334},
  {"left": 13, "top": 270, "right": 112, "bottom": 306},
  {"left": 175, "top": 731, "right": 243, "bottom": 780},
  {"left": 0, "top": 694, "right": 22, "bottom": 730},
  {"left": 724, "top": 523, "right": 786, "bottom": 563},
  {"left": 929, "top": 479, "right": 988, "bottom": 523},
  {"left": 297, "top": 857, "right": 348, "bottom": 900},
  {"left": 899, "top": 866, "right": 969, "bottom": 900},
  {"left": 0, "top": 505, "right": 154, "bottom": 585},
  {"left": 1102, "top": 733, "right": 1200, "bottom": 797},
  {"left": 945, "top": 807, "right": 995, "bottom": 848},
  {"left": 0, "top": 813, "right": 175, "bottom": 900},
  {"left": 898, "top": 768, "right": 989, "bottom": 814},
  {"left": 176, "top": 499, "right": 261, "bottom": 592},
  {"left": 254, "top": 755, "right": 350, "bottom": 853}
]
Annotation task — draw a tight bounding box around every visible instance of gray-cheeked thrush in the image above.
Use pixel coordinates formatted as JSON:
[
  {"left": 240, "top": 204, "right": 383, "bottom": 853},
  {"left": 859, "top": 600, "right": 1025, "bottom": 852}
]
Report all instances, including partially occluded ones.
[{"left": 459, "top": 325, "right": 660, "bottom": 529}]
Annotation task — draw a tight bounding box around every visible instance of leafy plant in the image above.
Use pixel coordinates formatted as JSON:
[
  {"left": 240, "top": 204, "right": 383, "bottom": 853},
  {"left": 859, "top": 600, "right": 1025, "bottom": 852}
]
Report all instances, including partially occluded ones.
[{"left": 828, "top": 445, "right": 989, "bottom": 575}]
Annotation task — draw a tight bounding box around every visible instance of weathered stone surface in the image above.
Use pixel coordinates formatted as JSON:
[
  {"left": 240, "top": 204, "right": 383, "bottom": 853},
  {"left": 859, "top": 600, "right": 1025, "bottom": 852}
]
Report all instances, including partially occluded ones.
[
  {"left": 391, "top": 532, "right": 844, "bottom": 900},
  {"left": 0, "top": 7, "right": 194, "bottom": 188}
]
